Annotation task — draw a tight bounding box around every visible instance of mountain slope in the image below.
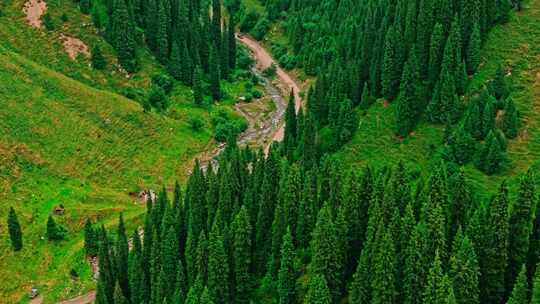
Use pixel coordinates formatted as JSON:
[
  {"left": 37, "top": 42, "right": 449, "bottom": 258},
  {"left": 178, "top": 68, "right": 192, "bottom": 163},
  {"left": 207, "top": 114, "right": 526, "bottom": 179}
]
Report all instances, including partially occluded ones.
[{"left": 0, "top": 44, "right": 211, "bottom": 302}]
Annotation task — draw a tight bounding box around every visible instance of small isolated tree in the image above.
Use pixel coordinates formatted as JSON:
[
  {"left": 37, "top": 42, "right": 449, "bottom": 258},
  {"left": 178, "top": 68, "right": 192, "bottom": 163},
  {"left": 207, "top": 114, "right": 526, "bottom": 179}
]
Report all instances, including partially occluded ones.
[
  {"left": 47, "top": 215, "right": 63, "bottom": 241},
  {"left": 91, "top": 45, "right": 106, "bottom": 70},
  {"left": 493, "top": 65, "right": 509, "bottom": 100},
  {"left": 7, "top": 207, "right": 23, "bottom": 251},
  {"left": 148, "top": 86, "right": 168, "bottom": 111},
  {"left": 84, "top": 219, "right": 98, "bottom": 256},
  {"left": 43, "top": 13, "right": 54, "bottom": 30},
  {"left": 502, "top": 97, "right": 519, "bottom": 139}
]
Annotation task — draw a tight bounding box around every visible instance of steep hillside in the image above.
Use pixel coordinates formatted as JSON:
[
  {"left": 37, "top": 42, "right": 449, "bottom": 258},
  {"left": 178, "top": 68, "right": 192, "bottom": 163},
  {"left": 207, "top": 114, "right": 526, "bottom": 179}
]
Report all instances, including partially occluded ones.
[
  {"left": 0, "top": 43, "right": 214, "bottom": 302},
  {"left": 337, "top": 0, "right": 540, "bottom": 194}
]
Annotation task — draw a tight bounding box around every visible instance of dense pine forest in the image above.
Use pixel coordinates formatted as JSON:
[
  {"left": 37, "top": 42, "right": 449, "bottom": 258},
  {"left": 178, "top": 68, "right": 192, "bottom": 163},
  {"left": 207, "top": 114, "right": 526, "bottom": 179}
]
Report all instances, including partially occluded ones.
[
  {"left": 3, "top": 0, "right": 540, "bottom": 301},
  {"left": 86, "top": 141, "right": 540, "bottom": 304},
  {"left": 264, "top": 0, "right": 520, "bottom": 171}
]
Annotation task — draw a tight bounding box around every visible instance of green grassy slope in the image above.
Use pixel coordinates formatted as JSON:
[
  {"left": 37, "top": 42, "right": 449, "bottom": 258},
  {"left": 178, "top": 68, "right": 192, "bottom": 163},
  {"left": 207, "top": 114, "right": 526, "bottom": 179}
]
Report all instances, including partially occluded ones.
[
  {"left": 0, "top": 44, "right": 212, "bottom": 302},
  {"left": 0, "top": 0, "right": 250, "bottom": 301},
  {"left": 336, "top": 0, "right": 540, "bottom": 195}
]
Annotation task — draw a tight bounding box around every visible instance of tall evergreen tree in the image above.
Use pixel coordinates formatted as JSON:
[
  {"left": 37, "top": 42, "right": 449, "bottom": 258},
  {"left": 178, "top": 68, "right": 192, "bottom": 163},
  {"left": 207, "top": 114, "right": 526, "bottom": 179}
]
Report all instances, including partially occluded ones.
[
  {"left": 7, "top": 207, "right": 22, "bottom": 251},
  {"left": 208, "top": 225, "right": 230, "bottom": 304},
  {"left": 502, "top": 97, "right": 519, "bottom": 139},
  {"left": 507, "top": 265, "right": 528, "bottom": 304},
  {"left": 209, "top": 43, "right": 221, "bottom": 101},
  {"left": 396, "top": 49, "right": 420, "bottom": 137},
  {"left": 278, "top": 227, "right": 296, "bottom": 304},
  {"left": 304, "top": 275, "right": 332, "bottom": 304},
  {"left": 110, "top": 0, "right": 137, "bottom": 72},
  {"left": 232, "top": 207, "right": 252, "bottom": 304}
]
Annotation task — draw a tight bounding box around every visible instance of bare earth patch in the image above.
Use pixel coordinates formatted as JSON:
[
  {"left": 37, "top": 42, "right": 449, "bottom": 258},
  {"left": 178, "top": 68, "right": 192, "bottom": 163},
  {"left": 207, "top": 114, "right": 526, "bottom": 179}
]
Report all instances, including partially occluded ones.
[
  {"left": 23, "top": 0, "right": 47, "bottom": 28},
  {"left": 61, "top": 35, "right": 90, "bottom": 60}
]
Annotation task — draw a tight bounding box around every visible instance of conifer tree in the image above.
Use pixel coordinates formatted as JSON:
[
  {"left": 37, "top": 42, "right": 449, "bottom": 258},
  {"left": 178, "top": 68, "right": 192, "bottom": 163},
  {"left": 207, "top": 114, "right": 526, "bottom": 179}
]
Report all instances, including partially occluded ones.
[
  {"left": 428, "top": 23, "right": 445, "bottom": 88},
  {"left": 232, "top": 207, "right": 252, "bottom": 304},
  {"left": 193, "top": 66, "right": 204, "bottom": 106},
  {"left": 403, "top": 224, "right": 429, "bottom": 304},
  {"left": 84, "top": 219, "right": 98, "bottom": 256},
  {"left": 304, "top": 275, "right": 332, "bottom": 304},
  {"left": 502, "top": 97, "right": 519, "bottom": 139},
  {"left": 278, "top": 227, "right": 296, "bottom": 304},
  {"left": 382, "top": 26, "right": 402, "bottom": 101},
  {"left": 209, "top": 43, "right": 221, "bottom": 101},
  {"left": 284, "top": 90, "right": 297, "bottom": 161},
  {"left": 507, "top": 170, "right": 535, "bottom": 290},
  {"left": 113, "top": 282, "right": 128, "bottom": 304},
  {"left": 110, "top": 0, "right": 137, "bottom": 72},
  {"left": 168, "top": 42, "right": 183, "bottom": 80},
  {"left": 208, "top": 225, "right": 230, "bottom": 304},
  {"left": 484, "top": 182, "right": 510, "bottom": 303},
  {"left": 7, "top": 207, "right": 22, "bottom": 251},
  {"left": 450, "top": 232, "right": 480, "bottom": 304},
  {"left": 423, "top": 252, "right": 453, "bottom": 303},
  {"left": 91, "top": 45, "right": 107, "bottom": 70},
  {"left": 466, "top": 23, "right": 481, "bottom": 74},
  {"left": 446, "top": 123, "right": 476, "bottom": 165},
  {"left": 47, "top": 215, "right": 62, "bottom": 241},
  {"left": 228, "top": 18, "right": 236, "bottom": 69},
  {"left": 371, "top": 227, "right": 397, "bottom": 304},
  {"left": 309, "top": 203, "right": 342, "bottom": 301},
  {"left": 507, "top": 265, "right": 528, "bottom": 304},
  {"left": 359, "top": 82, "right": 371, "bottom": 110},
  {"left": 482, "top": 96, "right": 496, "bottom": 138},
  {"left": 200, "top": 287, "right": 215, "bottom": 304},
  {"left": 493, "top": 64, "right": 509, "bottom": 100},
  {"left": 477, "top": 130, "right": 507, "bottom": 174},
  {"left": 531, "top": 262, "right": 540, "bottom": 303},
  {"left": 116, "top": 214, "right": 130, "bottom": 299},
  {"left": 416, "top": 0, "right": 435, "bottom": 78},
  {"left": 396, "top": 50, "right": 420, "bottom": 137}
]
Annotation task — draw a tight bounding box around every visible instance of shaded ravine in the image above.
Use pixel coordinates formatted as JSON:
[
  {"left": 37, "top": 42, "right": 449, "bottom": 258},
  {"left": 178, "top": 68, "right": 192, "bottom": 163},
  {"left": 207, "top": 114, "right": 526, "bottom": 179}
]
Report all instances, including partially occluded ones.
[{"left": 48, "top": 34, "right": 301, "bottom": 304}]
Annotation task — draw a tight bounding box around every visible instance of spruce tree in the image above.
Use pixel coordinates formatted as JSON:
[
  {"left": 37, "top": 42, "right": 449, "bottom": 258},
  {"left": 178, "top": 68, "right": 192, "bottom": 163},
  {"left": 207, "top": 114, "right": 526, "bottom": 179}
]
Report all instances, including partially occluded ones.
[
  {"left": 84, "top": 219, "right": 98, "bottom": 256},
  {"left": 232, "top": 207, "right": 252, "bottom": 304},
  {"left": 47, "top": 215, "right": 62, "bottom": 241},
  {"left": 209, "top": 43, "right": 221, "bottom": 101},
  {"left": 309, "top": 203, "right": 342, "bottom": 301},
  {"left": 193, "top": 66, "right": 204, "bottom": 106},
  {"left": 304, "top": 275, "right": 332, "bottom": 304},
  {"left": 91, "top": 45, "right": 107, "bottom": 70},
  {"left": 396, "top": 50, "right": 420, "bottom": 137},
  {"left": 7, "top": 207, "right": 22, "bottom": 251},
  {"left": 208, "top": 225, "right": 230, "bottom": 304},
  {"left": 278, "top": 227, "right": 296, "bottom": 304},
  {"left": 283, "top": 90, "right": 297, "bottom": 161},
  {"left": 113, "top": 282, "right": 128, "bottom": 304},
  {"left": 116, "top": 214, "right": 130, "bottom": 299},
  {"left": 484, "top": 182, "right": 510, "bottom": 303},
  {"left": 531, "top": 262, "right": 540, "bottom": 303},
  {"left": 493, "top": 64, "right": 509, "bottom": 100},
  {"left": 382, "top": 26, "right": 402, "bottom": 101},
  {"left": 428, "top": 23, "right": 445, "bottom": 88},
  {"left": 449, "top": 233, "right": 480, "bottom": 304},
  {"left": 507, "top": 170, "right": 535, "bottom": 291},
  {"left": 507, "top": 265, "right": 528, "bottom": 304},
  {"left": 466, "top": 23, "right": 481, "bottom": 74},
  {"left": 502, "top": 97, "right": 519, "bottom": 139},
  {"left": 110, "top": 0, "right": 137, "bottom": 72},
  {"left": 371, "top": 227, "right": 397, "bottom": 304}
]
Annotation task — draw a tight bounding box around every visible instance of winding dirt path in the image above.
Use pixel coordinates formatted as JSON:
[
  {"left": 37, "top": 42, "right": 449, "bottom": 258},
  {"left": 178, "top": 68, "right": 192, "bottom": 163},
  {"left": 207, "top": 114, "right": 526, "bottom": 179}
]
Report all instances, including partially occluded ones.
[
  {"left": 237, "top": 34, "right": 303, "bottom": 143},
  {"left": 44, "top": 33, "right": 301, "bottom": 304}
]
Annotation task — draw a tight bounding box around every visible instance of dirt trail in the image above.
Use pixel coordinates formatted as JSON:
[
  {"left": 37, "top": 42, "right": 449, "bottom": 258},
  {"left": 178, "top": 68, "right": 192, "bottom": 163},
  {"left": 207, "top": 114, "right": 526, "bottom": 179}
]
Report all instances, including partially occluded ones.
[
  {"left": 197, "top": 33, "right": 303, "bottom": 170},
  {"left": 23, "top": 0, "right": 47, "bottom": 28},
  {"left": 57, "top": 291, "right": 96, "bottom": 304},
  {"left": 237, "top": 34, "right": 303, "bottom": 143},
  {"left": 38, "top": 33, "right": 301, "bottom": 304}
]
